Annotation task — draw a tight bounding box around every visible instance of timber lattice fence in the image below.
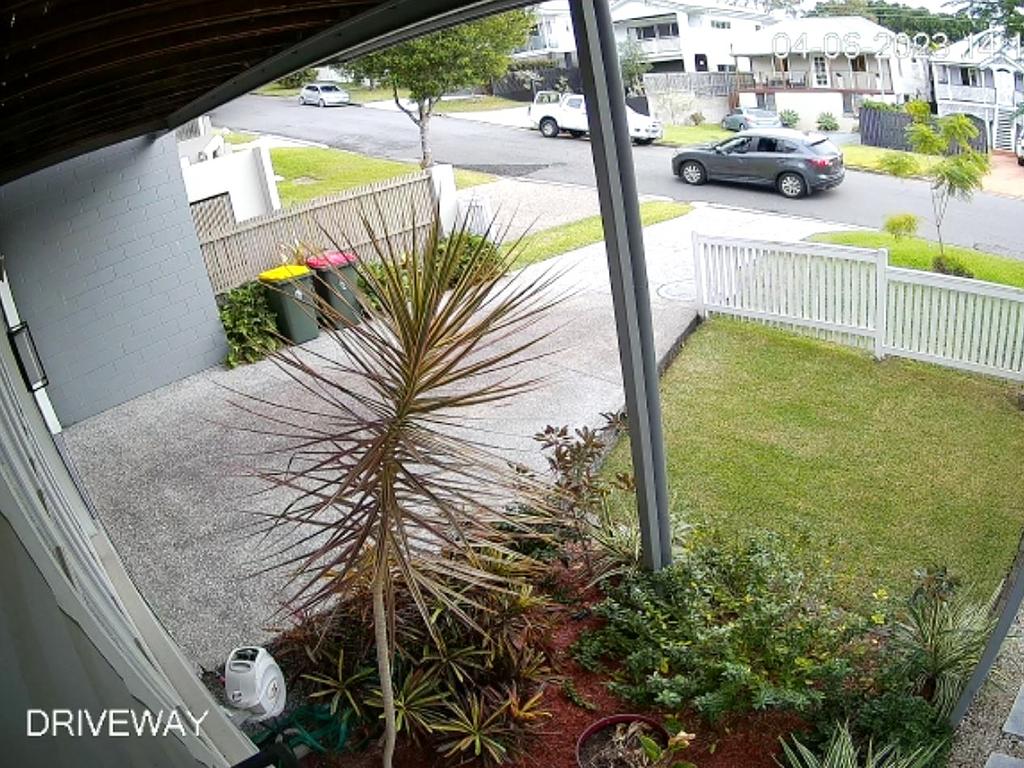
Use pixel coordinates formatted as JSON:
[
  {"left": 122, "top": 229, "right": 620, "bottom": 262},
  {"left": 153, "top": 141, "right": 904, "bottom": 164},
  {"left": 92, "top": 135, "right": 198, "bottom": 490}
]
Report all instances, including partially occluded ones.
[
  {"left": 693, "top": 234, "right": 1024, "bottom": 381},
  {"left": 199, "top": 170, "right": 435, "bottom": 295}
]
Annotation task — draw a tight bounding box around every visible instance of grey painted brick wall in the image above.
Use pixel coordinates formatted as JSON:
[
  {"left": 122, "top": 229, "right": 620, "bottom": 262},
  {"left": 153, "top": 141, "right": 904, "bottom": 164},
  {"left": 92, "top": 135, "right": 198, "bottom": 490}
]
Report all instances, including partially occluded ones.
[{"left": 0, "top": 133, "right": 226, "bottom": 425}]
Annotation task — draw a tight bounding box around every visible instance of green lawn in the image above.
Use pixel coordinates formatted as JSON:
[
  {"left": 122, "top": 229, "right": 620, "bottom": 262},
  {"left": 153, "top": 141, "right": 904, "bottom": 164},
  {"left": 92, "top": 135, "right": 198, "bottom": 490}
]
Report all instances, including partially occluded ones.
[
  {"left": 508, "top": 201, "right": 693, "bottom": 269},
  {"left": 222, "top": 131, "right": 256, "bottom": 145},
  {"left": 433, "top": 95, "right": 523, "bottom": 113},
  {"left": 840, "top": 145, "right": 941, "bottom": 177},
  {"left": 659, "top": 124, "right": 730, "bottom": 147},
  {"left": 255, "top": 83, "right": 301, "bottom": 98},
  {"left": 811, "top": 231, "right": 1024, "bottom": 290},
  {"left": 270, "top": 147, "right": 494, "bottom": 207},
  {"left": 603, "top": 318, "right": 1024, "bottom": 602}
]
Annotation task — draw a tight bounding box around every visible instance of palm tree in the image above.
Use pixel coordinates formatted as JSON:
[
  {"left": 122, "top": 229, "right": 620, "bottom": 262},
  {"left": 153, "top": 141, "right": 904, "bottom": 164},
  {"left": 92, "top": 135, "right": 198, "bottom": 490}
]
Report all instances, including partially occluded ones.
[{"left": 240, "top": 212, "right": 561, "bottom": 767}]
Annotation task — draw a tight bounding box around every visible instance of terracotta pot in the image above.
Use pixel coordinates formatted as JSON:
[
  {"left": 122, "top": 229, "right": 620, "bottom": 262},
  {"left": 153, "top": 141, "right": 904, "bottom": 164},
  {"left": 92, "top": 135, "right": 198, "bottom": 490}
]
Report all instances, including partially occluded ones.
[{"left": 575, "top": 713, "right": 669, "bottom": 768}]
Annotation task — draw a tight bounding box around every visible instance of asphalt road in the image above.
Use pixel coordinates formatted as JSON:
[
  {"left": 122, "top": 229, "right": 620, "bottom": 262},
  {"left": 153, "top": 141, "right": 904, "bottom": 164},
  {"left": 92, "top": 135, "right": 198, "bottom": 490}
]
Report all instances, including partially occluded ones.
[{"left": 212, "top": 94, "right": 1024, "bottom": 259}]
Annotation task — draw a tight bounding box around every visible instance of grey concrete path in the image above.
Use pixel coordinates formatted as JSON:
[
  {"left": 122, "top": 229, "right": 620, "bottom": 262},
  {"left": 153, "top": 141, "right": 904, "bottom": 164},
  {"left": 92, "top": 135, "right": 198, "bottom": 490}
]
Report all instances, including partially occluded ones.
[{"left": 64, "top": 203, "right": 853, "bottom": 668}]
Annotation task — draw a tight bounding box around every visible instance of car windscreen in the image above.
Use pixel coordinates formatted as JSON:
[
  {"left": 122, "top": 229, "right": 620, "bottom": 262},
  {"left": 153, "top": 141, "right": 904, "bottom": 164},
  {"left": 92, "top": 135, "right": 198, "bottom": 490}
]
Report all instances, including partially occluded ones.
[
  {"left": 749, "top": 110, "right": 775, "bottom": 117},
  {"left": 808, "top": 139, "right": 840, "bottom": 156}
]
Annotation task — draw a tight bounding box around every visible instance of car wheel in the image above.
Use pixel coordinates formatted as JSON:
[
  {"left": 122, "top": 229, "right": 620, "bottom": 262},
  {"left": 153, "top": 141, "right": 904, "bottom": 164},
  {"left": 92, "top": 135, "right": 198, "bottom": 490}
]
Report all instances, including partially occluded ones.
[
  {"left": 679, "top": 160, "right": 707, "bottom": 185},
  {"left": 318, "top": 99, "right": 326, "bottom": 108},
  {"left": 777, "top": 172, "right": 807, "bottom": 199},
  {"left": 539, "top": 118, "right": 559, "bottom": 138},
  {"left": 297, "top": 96, "right": 304, "bottom": 104},
  {"left": 721, "top": 118, "right": 730, "bottom": 130}
]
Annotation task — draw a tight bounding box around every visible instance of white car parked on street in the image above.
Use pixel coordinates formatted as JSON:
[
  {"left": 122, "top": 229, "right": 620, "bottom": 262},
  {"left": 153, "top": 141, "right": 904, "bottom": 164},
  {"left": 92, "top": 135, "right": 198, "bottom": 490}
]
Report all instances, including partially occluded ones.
[
  {"left": 297, "top": 83, "right": 351, "bottom": 107},
  {"left": 528, "top": 91, "right": 662, "bottom": 145}
]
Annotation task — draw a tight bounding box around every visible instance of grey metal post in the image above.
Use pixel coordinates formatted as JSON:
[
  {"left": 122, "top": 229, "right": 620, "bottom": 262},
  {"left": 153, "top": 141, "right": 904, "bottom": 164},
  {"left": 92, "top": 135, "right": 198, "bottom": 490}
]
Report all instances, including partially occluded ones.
[
  {"left": 950, "top": 548, "right": 1024, "bottom": 725},
  {"left": 568, "top": 0, "right": 672, "bottom": 570}
]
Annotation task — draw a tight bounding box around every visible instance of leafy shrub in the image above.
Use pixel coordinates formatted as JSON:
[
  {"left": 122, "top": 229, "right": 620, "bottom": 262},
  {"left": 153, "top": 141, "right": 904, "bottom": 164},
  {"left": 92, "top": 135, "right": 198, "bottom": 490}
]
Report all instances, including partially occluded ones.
[
  {"left": 879, "top": 152, "right": 922, "bottom": 178},
  {"left": 573, "top": 532, "right": 854, "bottom": 721},
  {"left": 817, "top": 112, "right": 840, "bottom": 132},
  {"left": 861, "top": 99, "right": 901, "bottom": 113},
  {"left": 883, "top": 213, "right": 920, "bottom": 241},
  {"left": 690, "top": 111, "right": 706, "bottom": 126},
  {"left": 285, "top": 559, "right": 555, "bottom": 763},
  {"left": 276, "top": 68, "right": 318, "bottom": 88},
  {"left": 358, "top": 233, "right": 503, "bottom": 308},
  {"left": 932, "top": 254, "right": 974, "bottom": 279},
  {"left": 854, "top": 692, "right": 951, "bottom": 763},
  {"left": 783, "top": 722, "right": 942, "bottom": 768},
  {"left": 780, "top": 109, "right": 800, "bottom": 128},
  {"left": 218, "top": 282, "right": 281, "bottom": 368},
  {"left": 886, "top": 567, "right": 993, "bottom": 717}
]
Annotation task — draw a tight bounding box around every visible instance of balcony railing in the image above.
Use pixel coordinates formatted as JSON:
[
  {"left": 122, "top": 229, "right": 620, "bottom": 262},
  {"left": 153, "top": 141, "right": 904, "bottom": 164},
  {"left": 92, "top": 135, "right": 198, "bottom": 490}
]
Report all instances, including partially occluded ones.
[
  {"left": 832, "top": 71, "right": 882, "bottom": 90},
  {"left": 942, "top": 84, "right": 997, "bottom": 103},
  {"left": 636, "top": 36, "right": 682, "bottom": 55},
  {"left": 749, "top": 71, "right": 809, "bottom": 88}
]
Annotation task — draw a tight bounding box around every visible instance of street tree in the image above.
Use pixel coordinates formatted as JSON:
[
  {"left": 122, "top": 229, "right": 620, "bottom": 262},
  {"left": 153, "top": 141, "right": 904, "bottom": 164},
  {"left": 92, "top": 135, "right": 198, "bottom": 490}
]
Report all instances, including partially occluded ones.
[
  {"left": 350, "top": 11, "right": 532, "bottom": 167},
  {"left": 904, "top": 100, "right": 990, "bottom": 271},
  {"left": 618, "top": 39, "right": 652, "bottom": 95}
]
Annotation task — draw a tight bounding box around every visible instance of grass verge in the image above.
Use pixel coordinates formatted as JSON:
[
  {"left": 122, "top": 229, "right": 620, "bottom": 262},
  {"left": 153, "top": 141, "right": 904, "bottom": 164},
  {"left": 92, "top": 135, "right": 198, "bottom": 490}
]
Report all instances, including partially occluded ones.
[
  {"left": 509, "top": 201, "right": 693, "bottom": 269},
  {"left": 433, "top": 96, "right": 524, "bottom": 113},
  {"left": 270, "top": 147, "right": 494, "bottom": 206},
  {"left": 659, "top": 124, "right": 731, "bottom": 147},
  {"left": 811, "top": 231, "right": 1024, "bottom": 290},
  {"left": 840, "top": 145, "right": 941, "bottom": 177},
  {"left": 603, "top": 318, "right": 1024, "bottom": 602}
]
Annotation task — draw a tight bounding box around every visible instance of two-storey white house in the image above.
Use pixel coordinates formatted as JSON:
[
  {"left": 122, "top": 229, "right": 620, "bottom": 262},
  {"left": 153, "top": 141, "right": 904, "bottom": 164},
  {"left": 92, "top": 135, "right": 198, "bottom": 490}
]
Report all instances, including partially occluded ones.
[
  {"left": 931, "top": 29, "right": 1024, "bottom": 152},
  {"left": 731, "top": 16, "right": 929, "bottom": 131},
  {"left": 515, "top": 0, "right": 773, "bottom": 74},
  {"left": 610, "top": 0, "right": 773, "bottom": 74},
  {"left": 514, "top": 1, "right": 578, "bottom": 66}
]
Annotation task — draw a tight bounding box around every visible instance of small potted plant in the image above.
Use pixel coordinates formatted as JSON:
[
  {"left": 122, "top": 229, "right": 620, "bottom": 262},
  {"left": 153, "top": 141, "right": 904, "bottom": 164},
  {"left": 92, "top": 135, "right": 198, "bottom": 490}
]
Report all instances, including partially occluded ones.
[{"left": 576, "top": 714, "right": 696, "bottom": 768}]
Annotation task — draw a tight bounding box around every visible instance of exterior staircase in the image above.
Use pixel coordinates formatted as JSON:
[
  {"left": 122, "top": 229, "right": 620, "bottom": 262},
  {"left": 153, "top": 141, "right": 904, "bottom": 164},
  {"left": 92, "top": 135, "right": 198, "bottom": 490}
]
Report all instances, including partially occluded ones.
[{"left": 994, "top": 108, "right": 1017, "bottom": 152}]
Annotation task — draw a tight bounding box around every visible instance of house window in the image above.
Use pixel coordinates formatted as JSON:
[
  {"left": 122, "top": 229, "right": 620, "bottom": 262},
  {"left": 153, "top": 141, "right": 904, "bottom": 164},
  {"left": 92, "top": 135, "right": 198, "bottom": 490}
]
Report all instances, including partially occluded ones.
[
  {"left": 717, "top": 64, "right": 737, "bottom": 72},
  {"left": 850, "top": 54, "right": 867, "bottom": 73},
  {"left": 711, "top": 20, "right": 732, "bottom": 29},
  {"left": 813, "top": 55, "right": 829, "bottom": 87},
  {"left": 634, "top": 25, "right": 657, "bottom": 40},
  {"left": 695, "top": 53, "right": 709, "bottom": 72},
  {"left": 656, "top": 22, "right": 679, "bottom": 37}
]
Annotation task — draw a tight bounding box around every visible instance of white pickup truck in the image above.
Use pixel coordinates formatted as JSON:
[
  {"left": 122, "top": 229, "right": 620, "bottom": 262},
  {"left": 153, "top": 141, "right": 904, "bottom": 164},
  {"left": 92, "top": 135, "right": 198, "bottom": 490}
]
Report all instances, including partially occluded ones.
[{"left": 527, "top": 91, "right": 663, "bottom": 145}]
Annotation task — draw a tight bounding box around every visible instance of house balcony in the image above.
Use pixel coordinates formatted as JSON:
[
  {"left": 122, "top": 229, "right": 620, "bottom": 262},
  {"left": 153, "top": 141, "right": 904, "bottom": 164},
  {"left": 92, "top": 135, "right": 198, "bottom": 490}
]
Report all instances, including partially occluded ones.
[
  {"left": 742, "top": 70, "right": 889, "bottom": 94},
  {"left": 939, "top": 84, "right": 997, "bottom": 104},
  {"left": 637, "top": 36, "right": 682, "bottom": 57}
]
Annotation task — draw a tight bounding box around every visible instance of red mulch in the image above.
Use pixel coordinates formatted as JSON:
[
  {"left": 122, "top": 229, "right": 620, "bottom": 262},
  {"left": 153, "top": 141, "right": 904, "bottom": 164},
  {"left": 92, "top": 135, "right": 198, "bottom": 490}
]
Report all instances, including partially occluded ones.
[{"left": 508, "top": 600, "right": 805, "bottom": 768}]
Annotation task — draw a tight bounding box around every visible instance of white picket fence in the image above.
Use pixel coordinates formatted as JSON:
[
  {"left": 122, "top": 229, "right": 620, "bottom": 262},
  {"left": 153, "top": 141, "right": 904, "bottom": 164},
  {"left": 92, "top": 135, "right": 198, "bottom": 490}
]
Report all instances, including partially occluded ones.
[{"left": 692, "top": 234, "right": 1024, "bottom": 381}]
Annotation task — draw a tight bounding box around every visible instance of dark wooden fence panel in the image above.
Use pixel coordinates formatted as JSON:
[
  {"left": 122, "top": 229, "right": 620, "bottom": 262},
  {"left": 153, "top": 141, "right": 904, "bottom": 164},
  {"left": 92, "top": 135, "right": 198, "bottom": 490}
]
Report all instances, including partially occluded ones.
[
  {"left": 491, "top": 66, "right": 582, "bottom": 102},
  {"left": 859, "top": 106, "right": 988, "bottom": 153}
]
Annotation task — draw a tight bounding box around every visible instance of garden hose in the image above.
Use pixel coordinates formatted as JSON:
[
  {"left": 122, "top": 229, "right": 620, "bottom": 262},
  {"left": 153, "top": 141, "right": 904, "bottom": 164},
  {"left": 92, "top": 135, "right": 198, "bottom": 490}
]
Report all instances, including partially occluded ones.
[{"left": 254, "top": 704, "right": 352, "bottom": 756}]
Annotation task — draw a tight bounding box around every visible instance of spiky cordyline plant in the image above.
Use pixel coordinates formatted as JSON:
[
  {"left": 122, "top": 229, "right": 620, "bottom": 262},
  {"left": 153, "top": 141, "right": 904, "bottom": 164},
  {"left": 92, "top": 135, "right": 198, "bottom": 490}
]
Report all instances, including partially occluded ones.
[
  {"left": 238, "top": 210, "right": 562, "bottom": 768},
  {"left": 782, "top": 723, "right": 941, "bottom": 768}
]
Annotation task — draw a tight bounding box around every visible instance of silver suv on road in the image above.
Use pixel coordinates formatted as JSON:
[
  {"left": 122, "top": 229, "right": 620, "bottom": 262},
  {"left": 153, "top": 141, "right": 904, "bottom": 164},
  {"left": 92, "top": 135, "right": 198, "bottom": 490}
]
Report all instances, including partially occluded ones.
[{"left": 671, "top": 128, "right": 845, "bottom": 199}]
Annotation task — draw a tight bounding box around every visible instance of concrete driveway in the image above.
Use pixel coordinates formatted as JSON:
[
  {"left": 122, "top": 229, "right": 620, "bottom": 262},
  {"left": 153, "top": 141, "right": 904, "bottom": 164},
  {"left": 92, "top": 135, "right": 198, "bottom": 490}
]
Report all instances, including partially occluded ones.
[
  {"left": 983, "top": 152, "right": 1024, "bottom": 198},
  {"left": 63, "top": 203, "right": 853, "bottom": 668}
]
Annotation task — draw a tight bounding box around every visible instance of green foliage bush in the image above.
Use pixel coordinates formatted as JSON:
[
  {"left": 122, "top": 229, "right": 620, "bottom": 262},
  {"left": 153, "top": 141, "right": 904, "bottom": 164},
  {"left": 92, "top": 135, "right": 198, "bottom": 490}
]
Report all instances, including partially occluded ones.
[
  {"left": 883, "top": 213, "right": 920, "bottom": 241},
  {"left": 573, "top": 532, "right": 854, "bottom": 721},
  {"left": 932, "top": 254, "right": 975, "bottom": 279},
  {"left": 358, "top": 233, "right": 503, "bottom": 308},
  {"left": 817, "top": 112, "right": 840, "bottom": 132},
  {"left": 783, "top": 722, "right": 942, "bottom": 768},
  {"left": 860, "top": 99, "right": 901, "bottom": 113},
  {"left": 281, "top": 561, "right": 554, "bottom": 765},
  {"left": 276, "top": 68, "right": 318, "bottom": 89},
  {"left": 854, "top": 692, "right": 951, "bottom": 764},
  {"left": 879, "top": 152, "right": 922, "bottom": 178},
  {"left": 217, "top": 282, "right": 281, "bottom": 368},
  {"left": 780, "top": 109, "right": 800, "bottom": 128}
]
